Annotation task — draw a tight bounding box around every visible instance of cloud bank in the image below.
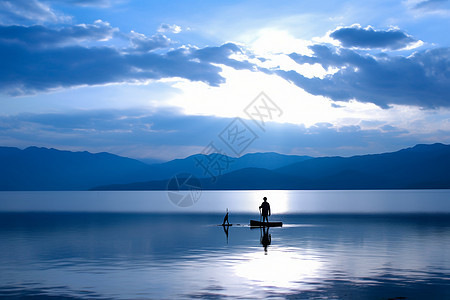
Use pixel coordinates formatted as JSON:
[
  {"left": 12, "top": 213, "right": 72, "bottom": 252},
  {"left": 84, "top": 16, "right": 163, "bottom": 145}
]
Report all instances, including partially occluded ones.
[
  {"left": 284, "top": 45, "right": 450, "bottom": 108},
  {"left": 0, "top": 109, "right": 445, "bottom": 160},
  {"left": 0, "top": 21, "right": 252, "bottom": 95},
  {"left": 0, "top": 20, "right": 115, "bottom": 48}
]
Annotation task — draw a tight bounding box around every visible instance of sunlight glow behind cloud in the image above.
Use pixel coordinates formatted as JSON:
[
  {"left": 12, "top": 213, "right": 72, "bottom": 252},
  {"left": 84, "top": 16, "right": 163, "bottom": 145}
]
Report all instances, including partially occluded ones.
[{"left": 163, "top": 65, "right": 450, "bottom": 136}]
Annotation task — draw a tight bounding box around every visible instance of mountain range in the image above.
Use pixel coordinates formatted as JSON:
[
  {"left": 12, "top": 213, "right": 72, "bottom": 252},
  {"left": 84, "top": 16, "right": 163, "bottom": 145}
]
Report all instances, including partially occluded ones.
[{"left": 1, "top": 143, "right": 450, "bottom": 190}]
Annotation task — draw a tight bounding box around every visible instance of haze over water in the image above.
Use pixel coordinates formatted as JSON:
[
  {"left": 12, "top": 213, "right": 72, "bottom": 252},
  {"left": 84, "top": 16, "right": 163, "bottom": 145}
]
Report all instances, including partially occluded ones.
[
  {"left": 1, "top": 190, "right": 450, "bottom": 213},
  {"left": 1, "top": 190, "right": 449, "bottom": 299}
]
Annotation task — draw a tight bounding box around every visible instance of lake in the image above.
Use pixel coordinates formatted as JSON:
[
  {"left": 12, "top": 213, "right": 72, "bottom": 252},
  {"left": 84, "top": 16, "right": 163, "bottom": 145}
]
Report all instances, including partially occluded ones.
[{"left": 0, "top": 190, "right": 449, "bottom": 299}]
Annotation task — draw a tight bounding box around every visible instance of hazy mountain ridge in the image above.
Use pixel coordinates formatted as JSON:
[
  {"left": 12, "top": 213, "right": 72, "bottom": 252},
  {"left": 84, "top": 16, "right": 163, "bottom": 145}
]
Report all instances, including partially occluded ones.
[
  {"left": 275, "top": 143, "right": 450, "bottom": 189},
  {"left": 0, "top": 147, "right": 310, "bottom": 190},
  {"left": 1, "top": 144, "right": 450, "bottom": 190},
  {"left": 93, "top": 143, "right": 450, "bottom": 190},
  {"left": 0, "top": 146, "right": 152, "bottom": 190}
]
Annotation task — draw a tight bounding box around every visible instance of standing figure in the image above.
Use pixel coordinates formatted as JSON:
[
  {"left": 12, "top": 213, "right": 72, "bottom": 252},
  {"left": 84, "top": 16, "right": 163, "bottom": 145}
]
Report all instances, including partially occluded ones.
[
  {"left": 222, "top": 208, "right": 230, "bottom": 226},
  {"left": 259, "top": 197, "right": 271, "bottom": 223}
]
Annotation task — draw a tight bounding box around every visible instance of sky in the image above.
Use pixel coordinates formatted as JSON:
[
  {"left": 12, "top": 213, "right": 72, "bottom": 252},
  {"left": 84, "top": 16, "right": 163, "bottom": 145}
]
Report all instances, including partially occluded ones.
[{"left": 0, "top": 0, "right": 449, "bottom": 162}]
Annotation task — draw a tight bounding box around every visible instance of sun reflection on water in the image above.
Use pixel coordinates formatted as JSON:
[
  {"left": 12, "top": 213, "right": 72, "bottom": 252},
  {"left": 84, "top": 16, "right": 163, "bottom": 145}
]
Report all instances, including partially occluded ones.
[
  {"left": 233, "top": 247, "right": 324, "bottom": 290},
  {"left": 248, "top": 190, "right": 291, "bottom": 214}
]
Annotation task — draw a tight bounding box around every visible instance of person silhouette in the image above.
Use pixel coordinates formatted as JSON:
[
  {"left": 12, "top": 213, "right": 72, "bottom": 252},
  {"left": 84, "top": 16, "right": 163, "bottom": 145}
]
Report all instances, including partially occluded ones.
[
  {"left": 259, "top": 197, "right": 271, "bottom": 224},
  {"left": 222, "top": 208, "right": 230, "bottom": 226}
]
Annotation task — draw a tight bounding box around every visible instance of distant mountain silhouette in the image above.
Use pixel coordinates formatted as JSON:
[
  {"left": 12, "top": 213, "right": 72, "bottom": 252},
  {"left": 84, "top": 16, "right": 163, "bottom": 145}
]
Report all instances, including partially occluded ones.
[
  {"left": 92, "top": 143, "right": 450, "bottom": 190},
  {"left": 0, "top": 147, "right": 310, "bottom": 190},
  {"left": 275, "top": 143, "right": 450, "bottom": 189},
  {"left": 2, "top": 144, "right": 450, "bottom": 190},
  {"left": 145, "top": 152, "right": 311, "bottom": 180},
  {"left": 0, "top": 146, "right": 152, "bottom": 190}
]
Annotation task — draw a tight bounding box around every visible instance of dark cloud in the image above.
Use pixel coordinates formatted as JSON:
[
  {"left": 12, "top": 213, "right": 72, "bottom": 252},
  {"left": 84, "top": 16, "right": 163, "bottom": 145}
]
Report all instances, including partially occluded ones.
[
  {"left": 0, "top": 21, "right": 115, "bottom": 48},
  {"left": 194, "top": 43, "right": 255, "bottom": 70},
  {"left": 0, "top": 45, "right": 223, "bottom": 95},
  {"left": 330, "top": 26, "right": 418, "bottom": 50},
  {"left": 0, "top": 23, "right": 252, "bottom": 95},
  {"left": 285, "top": 45, "right": 450, "bottom": 108}
]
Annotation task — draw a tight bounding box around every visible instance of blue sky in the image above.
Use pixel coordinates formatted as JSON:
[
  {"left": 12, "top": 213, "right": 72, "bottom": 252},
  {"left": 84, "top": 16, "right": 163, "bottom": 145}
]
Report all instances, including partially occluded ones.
[{"left": 0, "top": 0, "right": 449, "bottom": 161}]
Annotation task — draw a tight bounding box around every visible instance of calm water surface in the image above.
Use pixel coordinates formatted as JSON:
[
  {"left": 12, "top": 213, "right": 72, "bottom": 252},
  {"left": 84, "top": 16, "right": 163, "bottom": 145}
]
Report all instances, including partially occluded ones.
[{"left": 0, "top": 191, "right": 449, "bottom": 299}]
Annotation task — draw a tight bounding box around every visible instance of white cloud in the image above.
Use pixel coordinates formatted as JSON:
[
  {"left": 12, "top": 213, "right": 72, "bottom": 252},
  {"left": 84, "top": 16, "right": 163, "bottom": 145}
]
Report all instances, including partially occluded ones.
[{"left": 157, "top": 23, "right": 182, "bottom": 34}]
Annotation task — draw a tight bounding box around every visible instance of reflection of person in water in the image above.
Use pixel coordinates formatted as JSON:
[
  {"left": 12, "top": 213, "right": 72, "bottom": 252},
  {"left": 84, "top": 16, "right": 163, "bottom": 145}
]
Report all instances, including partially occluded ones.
[
  {"left": 259, "top": 197, "right": 271, "bottom": 223},
  {"left": 222, "top": 208, "right": 230, "bottom": 244},
  {"left": 222, "top": 208, "right": 230, "bottom": 226},
  {"left": 222, "top": 224, "right": 229, "bottom": 244},
  {"left": 260, "top": 226, "right": 271, "bottom": 253}
]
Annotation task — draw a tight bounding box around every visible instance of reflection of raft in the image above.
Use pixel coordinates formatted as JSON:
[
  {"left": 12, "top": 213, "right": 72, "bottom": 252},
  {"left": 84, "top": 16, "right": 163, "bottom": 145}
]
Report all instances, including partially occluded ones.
[{"left": 250, "top": 220, "right": 283, "bottom": 227}]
